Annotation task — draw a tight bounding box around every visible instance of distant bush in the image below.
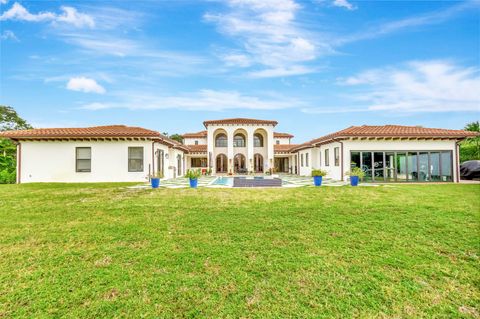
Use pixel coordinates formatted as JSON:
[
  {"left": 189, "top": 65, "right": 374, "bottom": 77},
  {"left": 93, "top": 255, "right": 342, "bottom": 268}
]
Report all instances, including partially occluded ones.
[
  {"left": 0, "top": 169, "right": 15, "bottom": 184},
  {"left": 460, "top": 139, "right": 480, "bottom": 163}
]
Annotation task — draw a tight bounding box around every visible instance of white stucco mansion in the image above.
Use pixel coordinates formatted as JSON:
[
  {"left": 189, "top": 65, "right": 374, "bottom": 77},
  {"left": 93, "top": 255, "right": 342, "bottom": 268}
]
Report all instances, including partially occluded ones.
[{"left": 1, "top": 117, "right": 476, "bottom": 183}]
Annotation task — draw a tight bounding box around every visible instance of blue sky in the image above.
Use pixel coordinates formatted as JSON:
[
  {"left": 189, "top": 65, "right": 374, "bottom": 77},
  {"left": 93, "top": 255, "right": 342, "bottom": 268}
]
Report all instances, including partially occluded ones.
[{"left": 0, "top": 0, "right": 479, "bottom": 143}]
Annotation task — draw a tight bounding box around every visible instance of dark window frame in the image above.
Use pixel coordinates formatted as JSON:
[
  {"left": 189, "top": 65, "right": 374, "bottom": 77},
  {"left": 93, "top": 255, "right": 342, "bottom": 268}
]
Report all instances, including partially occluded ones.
[
  {"left": 215, "top": 134, "right": 228, "bottom": 147},
  {"left": 325, "top": 149, "right": 330, "bottom": 166},
  {"left": 76, "top": 147, "right": 91, "bottom": 172},
  {"left": 128, "top": 147, "right": 144, "bottom": 172},
  {"left": 233, "top": 133, "right": 246, "bottom": 147},
  {"left": 254, "top": 133, "right": 264, "bottom": 147},
  {"left": 350, "top": 150, "right": 453, "bottom": 183},
  {"left": 334, "top": 147, "right": 340, "bottom": 166}
]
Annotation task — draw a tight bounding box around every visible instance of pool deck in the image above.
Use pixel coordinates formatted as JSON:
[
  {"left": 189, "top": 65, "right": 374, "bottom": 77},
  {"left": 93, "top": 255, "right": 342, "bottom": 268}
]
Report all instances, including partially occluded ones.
[{"left": 128, "top": 174, "right": 361, "bottom": 189}]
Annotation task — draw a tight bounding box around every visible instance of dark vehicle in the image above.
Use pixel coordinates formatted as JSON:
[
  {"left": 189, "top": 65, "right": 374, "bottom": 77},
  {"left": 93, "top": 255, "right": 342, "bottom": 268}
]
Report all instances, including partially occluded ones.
[{"left": 460, "top": 160, "right": 480, "bottom": 180}]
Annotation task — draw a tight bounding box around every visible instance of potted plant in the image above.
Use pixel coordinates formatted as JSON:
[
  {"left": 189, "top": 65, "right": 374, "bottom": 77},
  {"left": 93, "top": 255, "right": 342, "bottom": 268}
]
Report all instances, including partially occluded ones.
[
  {"left": 346, "top": 167, "right": 365, "bottom": 186},
  {"left": 150, "top": 171, "right": 163, "bottom": 189},
  {"left": 185, "top": 169, "right": 201, "bottom": 188},
  {"left": 311, "top": 169, "right": 327, "bottom": 186}
]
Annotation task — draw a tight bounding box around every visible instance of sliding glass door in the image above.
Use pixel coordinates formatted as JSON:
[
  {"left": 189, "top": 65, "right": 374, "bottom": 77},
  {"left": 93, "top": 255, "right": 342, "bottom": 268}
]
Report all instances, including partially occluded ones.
[{"left": 350, "top": 150, "right": 453, "bottom": 183}]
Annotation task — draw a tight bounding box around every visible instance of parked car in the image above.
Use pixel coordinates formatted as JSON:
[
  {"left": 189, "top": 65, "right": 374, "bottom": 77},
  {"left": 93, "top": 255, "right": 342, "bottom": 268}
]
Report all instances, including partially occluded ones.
[{"left": 460, "top": 160, "right": 480, "bottom": 180}]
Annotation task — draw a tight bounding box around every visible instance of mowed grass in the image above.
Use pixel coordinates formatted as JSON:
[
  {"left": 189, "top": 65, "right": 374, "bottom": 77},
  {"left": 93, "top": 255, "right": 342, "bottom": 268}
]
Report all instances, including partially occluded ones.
[{"left": 0, "top": 184, "right": 479, "bottom": 318}]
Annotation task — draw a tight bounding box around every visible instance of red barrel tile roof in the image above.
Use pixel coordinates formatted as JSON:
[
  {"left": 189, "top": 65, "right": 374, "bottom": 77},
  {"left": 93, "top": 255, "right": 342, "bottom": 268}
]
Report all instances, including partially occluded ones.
[
  {"left": 203, "top": 118, "right": 278, "bottom": 127},
  {"left": 0, "top": 125, "right": 161, "bottom": 139},
  {"left": 182, "top": 130, "right": 208, "bottom": 138},
  {"left": 274, "top": 132, "right": 294, "bottom": 138},
  {"left": 291, "top": 125, "right": 478, "bottom": 152},
  {"left": 274, "top": 144, "right": 299, "bottom": 153},
  {"left": 187, "top": 144, "right": 207, "bottom": 153}
]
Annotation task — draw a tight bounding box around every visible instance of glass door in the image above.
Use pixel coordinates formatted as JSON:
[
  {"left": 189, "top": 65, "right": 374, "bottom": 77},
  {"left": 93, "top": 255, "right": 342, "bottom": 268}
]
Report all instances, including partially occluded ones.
[
  {"left": 418, "top": 152, "right": 429, "bottom": 181},
  {"left": 385, "top": 152, "right": 395, "bottom": 182},
  {"left": 373, "top": 152, "right": 385, "bottom": 181}
]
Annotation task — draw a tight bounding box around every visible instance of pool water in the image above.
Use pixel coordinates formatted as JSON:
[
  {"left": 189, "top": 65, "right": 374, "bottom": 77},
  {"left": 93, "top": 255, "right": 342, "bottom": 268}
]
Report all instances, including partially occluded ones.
[{"left": 211, "top": 177, "right": 234, "bottom": 186}]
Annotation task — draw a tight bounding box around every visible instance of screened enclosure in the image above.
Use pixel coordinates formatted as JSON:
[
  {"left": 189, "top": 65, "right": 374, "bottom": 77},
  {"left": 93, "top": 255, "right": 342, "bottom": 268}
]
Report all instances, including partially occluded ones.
[{"left": 350, "top": 151, "right": 453, "bottom": 182}]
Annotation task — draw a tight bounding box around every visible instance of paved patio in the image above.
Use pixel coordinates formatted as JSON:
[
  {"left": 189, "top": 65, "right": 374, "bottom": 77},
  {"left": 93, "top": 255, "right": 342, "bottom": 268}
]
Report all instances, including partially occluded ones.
[{"left": 129, "top": 174, "right": 353, "bottom": 189}]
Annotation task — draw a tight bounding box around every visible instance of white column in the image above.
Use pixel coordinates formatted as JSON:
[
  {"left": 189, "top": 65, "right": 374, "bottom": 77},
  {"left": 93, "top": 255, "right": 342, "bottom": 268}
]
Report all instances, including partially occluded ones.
[
  {"left": 247, "top": 126, "right": 255, "bottom": 172},
  {"left": 207, "top": 126, "right": 214, "bottom": 172},
  {"left": 266, "top": 126, "right": 274, "bottom": 170},
  {"left": 227, "top": 126, "right": 234, "bottom": 173}
]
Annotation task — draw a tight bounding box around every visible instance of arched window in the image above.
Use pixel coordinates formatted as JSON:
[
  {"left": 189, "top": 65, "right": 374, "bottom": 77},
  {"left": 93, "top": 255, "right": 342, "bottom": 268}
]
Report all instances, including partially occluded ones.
[
  {"left": 215, "top": 134, "right": 227, "bottom": 147},
  {"left": 254, "top": 133, "right": 263, "bottom": 147},
  {"left": 233, "top": 133, "right": 246, "bottom": 147}
]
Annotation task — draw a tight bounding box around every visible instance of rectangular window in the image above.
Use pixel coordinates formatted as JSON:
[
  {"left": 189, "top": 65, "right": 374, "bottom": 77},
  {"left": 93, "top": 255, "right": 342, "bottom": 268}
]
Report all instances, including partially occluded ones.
[
  {"left": 306, "top": 153, "right": 309, "bottom": 167},
  {"left": 334, "top": 147, "right": 340, "bottom": 166},
  {"left": 325, "top": 149, "right": 329, "bottom": 166},
  {"left": 76, "top": 147, "right": 91, "bottom": 172},
  {"left": 301, "top": 154, "right": 304, "bottom": 167},
  {"left": 128, "top": 147, "right": 144, "bottom": 172}
]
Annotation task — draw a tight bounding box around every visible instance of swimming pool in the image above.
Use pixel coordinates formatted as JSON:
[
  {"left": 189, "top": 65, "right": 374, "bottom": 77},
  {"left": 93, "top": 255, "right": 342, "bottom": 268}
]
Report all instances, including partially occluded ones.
[{"left": 211, "top": 177, "right": 234, "bottom": 186}]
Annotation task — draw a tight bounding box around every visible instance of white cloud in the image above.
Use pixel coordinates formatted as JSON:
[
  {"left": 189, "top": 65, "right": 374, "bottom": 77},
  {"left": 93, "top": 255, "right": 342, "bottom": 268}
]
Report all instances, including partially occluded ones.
[
  {"left": 0, "top": 30, "right": 18, "bottom": 41},
  {"left": 337, "top": 1, "right": 479, "bottom": 45},
  {"left": 248, "top": 65, "right": 315, "bottom": 78},
  {"left": 0, "top": 2, "right": 94, "bottom": 28},
  {"left": 339, "top": 60, "right": 480, "bottom": 112},
  {"left": 332, "top": 0, "right": 356, "bottom": 10},
  {"left": 1, "top": 0, "right": 9, "bottom": 4},
  {"left": 55, "top": 6, "right": 95, "bottom": 28},
  {"left": 221, "top": 53, "right": 252, "bottom": 67},
  {"left": 66, "top": 77, "right": 105, "bottom": 94},
  {"left": 81, "top": 89, "right": 302, "bottom": 111},
  {"left": 0, "top": 2, "right": 55, "bottom": 22},
  {"left": 204, "top": 0, "right": 326, "bottom": 77}
]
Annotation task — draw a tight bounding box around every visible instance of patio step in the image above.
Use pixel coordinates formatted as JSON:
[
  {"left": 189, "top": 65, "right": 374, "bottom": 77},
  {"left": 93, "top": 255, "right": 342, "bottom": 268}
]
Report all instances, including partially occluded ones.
[{"left": 233, "top": 177, "right": 282, "bottom": 187}]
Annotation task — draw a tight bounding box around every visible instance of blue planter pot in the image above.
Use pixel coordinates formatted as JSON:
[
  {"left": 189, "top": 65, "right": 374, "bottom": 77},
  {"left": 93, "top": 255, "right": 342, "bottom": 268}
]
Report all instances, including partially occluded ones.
[
  {"left": 350, "top": 176, "right": 359, "bottom": 186},
  {"left": 313, "top": 176, "right": 323, "bottom": 186},
  {"left": 151, "top": 178, "right": 160, "bottom": 189},
  {"left": 189, "top": 178, "right": 198, "bottom": 188}
]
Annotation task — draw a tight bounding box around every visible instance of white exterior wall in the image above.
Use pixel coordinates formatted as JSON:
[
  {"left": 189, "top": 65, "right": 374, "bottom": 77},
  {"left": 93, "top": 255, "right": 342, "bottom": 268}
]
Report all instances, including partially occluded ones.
[
  {"left": 207, "top": 124, "right": 275, "bottom": 173},
  {"left": 274, "top": 137, "right": 290, "bottom": 145},
  {"left": 19, "top": 140, "right": 186, "bottom": 183},
  {"left": 183, "top": 137, "right": 207, "bottom": 145},
  {"left": 298, "top": 148, "right": 313, "bottom": 176},
  {"left": 20, "top": 140, "right": 154, "bottom": 183},
  {"left": 297, "top": 139, "right": 458, "bottom": 181},
  {"left": 316, "top": 142, "right": 343, "bottom": 180}
]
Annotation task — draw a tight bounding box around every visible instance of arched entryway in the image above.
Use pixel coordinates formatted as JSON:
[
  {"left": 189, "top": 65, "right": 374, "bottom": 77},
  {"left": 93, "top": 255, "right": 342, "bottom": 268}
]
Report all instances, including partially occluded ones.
[
  {"left": 216, "top": 154, "right": 227, "bottom": 173},
  {"left": 254, "top": 153, "right": 263, "bottom": 173},
  {"left": 234, "top": 153, "right": 246, "bottom": 173}
]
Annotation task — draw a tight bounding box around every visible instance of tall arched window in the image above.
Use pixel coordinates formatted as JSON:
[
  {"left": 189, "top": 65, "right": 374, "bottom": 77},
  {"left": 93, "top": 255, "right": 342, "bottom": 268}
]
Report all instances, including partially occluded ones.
[
  {"left": 215, "top": 134, "right": 227, "bottom": 147},
  {"left": 254, "top": 133, "right": 264, "bottom": 147},
  {"left": 233, "top": 133, "right": 246, "bottom": 147}
]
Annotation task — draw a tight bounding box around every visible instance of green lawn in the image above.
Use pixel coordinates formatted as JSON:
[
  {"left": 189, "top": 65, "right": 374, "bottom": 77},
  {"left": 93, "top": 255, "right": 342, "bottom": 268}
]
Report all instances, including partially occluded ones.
[{"left": 0, "top": 184, "right": 479, "bottom": 318}]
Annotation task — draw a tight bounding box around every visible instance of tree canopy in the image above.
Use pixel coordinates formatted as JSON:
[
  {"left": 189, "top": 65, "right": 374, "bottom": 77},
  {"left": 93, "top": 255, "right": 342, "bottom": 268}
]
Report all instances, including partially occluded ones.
[
  {"left": 0, "top": 106, "right": 32, "bottom": 183},
  {"left": 1, "top": 106, "right": 32, "bottom": 132}
]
